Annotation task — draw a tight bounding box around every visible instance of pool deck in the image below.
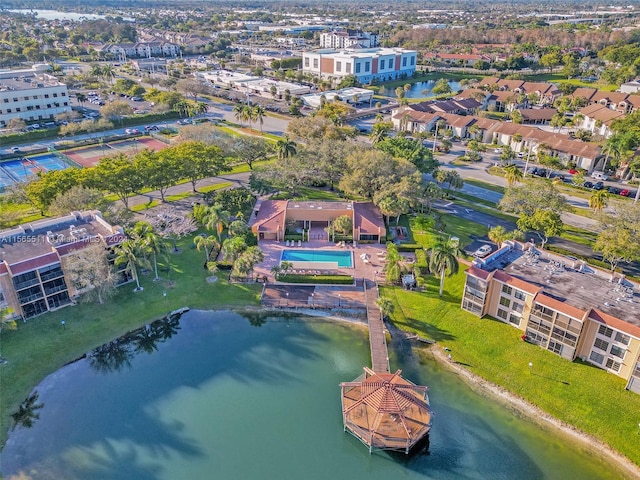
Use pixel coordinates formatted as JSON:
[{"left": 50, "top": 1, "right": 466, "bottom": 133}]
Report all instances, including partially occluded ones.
[{"left": 256, "top": 240, "right": 410, "bottom": 374}]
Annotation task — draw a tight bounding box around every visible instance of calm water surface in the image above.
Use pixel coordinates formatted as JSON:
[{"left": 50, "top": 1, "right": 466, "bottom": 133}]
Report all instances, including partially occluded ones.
[
  {"left": 1, "top": 311, "right": 626, "bottom": 479},
  {"left": 379, "top": 79, "right": 462, "bottom": 99}
]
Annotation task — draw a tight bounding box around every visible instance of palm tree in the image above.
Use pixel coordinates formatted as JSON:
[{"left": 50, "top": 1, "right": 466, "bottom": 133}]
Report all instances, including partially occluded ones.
[
  {"left": 76, "top": 93, "right": 87, "bottom": 107},
  {"left": 252, "top": 105, "right": 265, "bottom": 132},
  {"left": 193, "top": 234, "right": 219, "bottom": 265},
  {"left": 504, "top": 164, "right": 523, "bottom": 186},
  {"left": 589, "top": 189, "right": 609, "bottom": 212},
  {"left": 114, "top": 239, "right": 149, "bottom": 292},
  {"left": 88, "top": 64, "right": 103, "bottom": 78},
  {"left": 204, "top": 203, "right": 231, "bottom": 242},
  {"left": 433, "top": 119, "right": 446, "bottom": 153},
  {"left": 376, "top": 297, "right": 394, "bottom": 320},
  {"left": 101, "top": 64, "right": 116, "bottom": 84},
  {"left": 276, "top": 136, "right": 297, "bottom": 160},
  {"left": 140, "top": 227, "right": 169, "bottom": 282},
  {"left": 426, "top": 240, "right": 463, "bottom": 297},
  {"left": 233, "top": 104, "right": 246, "bottom": 127},
  {"left": 194, "top": 101, "right": 209, "bottom": 118},
  {"left": 488, "top": 225, "right": 508, "bottom": 247},
  {"left": 601, "top": 135, "right": 623, "bottom": 172}
]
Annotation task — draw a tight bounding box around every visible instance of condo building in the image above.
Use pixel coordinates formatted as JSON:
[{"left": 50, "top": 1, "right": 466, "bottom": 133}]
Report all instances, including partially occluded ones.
[
  {"left": 0, "top": 212, "right": 126, "bottom": 320},
  {"left": 462, "top": 241, "right": 640, "bottom": 393}
]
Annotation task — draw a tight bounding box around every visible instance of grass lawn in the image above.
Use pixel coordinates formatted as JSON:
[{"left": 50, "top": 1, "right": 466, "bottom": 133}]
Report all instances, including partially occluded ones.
[
  {"left": 0, "top": 233, "right": 262, "bottom": 448},
  {"left": 522, "top": 73, "right": 618, "bottom": 92},
  {"left": 381, "top": 272, "right": 640, "bottom": 466},
  {"left": 270, "top": 186, "right": 348, "bottom": 202},
  {"left": 406, "top": 212, "right": 489, "bottom": 250},
  {"left": 463, "top": 178, "right": 506, "bottom": 194}
]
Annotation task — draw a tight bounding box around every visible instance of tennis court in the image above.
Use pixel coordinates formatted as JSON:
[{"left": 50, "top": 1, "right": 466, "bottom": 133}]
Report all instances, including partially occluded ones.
[
  {"left": 64, "top": 136, "right": 169, "bottom": 168},
  {"left": 0, "top": 154, "right": 71, "bottom": 185}
]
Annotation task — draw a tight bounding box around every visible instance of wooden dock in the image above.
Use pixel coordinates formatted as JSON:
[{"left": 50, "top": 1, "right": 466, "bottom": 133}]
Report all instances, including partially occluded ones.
[{"left": 364, "top": 279, "right": 390, "bottom": 373}]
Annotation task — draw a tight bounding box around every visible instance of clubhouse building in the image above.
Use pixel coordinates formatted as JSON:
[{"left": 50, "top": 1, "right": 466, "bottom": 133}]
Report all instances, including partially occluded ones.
[
  {"left": 251, "top": 200, "right": 385, "bottom": 243},
  {"left": 0, "top": 211, "right": 126, "bottom": 319},
  {"left": 462, "top": 241, "right": 640, "bottom": 393}
]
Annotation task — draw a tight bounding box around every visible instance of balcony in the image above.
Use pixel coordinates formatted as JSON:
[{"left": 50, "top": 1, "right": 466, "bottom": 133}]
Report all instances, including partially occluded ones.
[
  {"left": 44, "top": 284, "right": 68, "bottom": 296},
  {"left": 40, "top": 270, "right": 64, "bottom": 282},
  {"left": 13, "top": 277, "right": 40, "bottom": 291},
  {"left": 18, "top": 292, "right": 45, "bottom": 305}
]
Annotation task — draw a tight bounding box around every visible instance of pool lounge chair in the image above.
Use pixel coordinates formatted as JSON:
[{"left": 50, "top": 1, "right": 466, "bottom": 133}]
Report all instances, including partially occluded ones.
[
  {"left": 298, "top": 240, "right": 302, "bottom": 247},
  {"left": 285, "top": 240, "right": 290, "bottom": 246}
]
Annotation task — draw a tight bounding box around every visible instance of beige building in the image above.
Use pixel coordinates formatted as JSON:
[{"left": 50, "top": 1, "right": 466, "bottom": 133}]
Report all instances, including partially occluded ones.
[
  {"left": 0, "top": 211, "right": 126, "bottom": 320},
  {"left": 462, "top": 241, "right": 640, "bottom": 393}
]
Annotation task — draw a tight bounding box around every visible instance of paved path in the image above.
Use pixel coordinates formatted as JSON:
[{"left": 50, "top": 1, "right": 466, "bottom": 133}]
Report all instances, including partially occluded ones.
[{"left": 364, "top": 278, "right": 390, "bottom": 373}]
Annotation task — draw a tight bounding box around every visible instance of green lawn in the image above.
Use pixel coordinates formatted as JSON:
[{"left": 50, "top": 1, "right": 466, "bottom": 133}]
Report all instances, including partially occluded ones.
[
  {"left": 381, "top": 272, "right": 640, "bottom": 466},
  {"left": 408, "top": 213, "right": 489, "bottom": 250},
  {"left": 522, "top": 73, "right": 618, "bottom": 92},
  {"left": 270, "top": 186, "right": 347, "bottom": 202},
  {"left": 0, "top": 233, "right": 262, "bottom": 448},
  {"left": 463, "top": 178, "right": 506, "bottom": 194}
]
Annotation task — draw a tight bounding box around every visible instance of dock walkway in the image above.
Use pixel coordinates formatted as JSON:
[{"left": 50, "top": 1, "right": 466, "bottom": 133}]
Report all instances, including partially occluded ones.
[{"left": 364, "top": 279, "right": 390, "bottom": 373}]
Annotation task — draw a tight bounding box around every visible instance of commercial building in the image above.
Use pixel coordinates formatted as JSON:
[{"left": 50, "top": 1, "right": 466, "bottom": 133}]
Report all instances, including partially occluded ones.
[
  {"left": 462, "top": 241, "right": 640, "bottom": 394},
  {"left": 302, "top": 47, "right": 418, "bottom": 84},
  {"left": 300, "top": 87, "right": 374, "bottom": 108},
  {"left": 251, "top": 200, "right": 385, "bottom": 244},
  {"left": 0, "top": 64, "right": 70, "bottom": 128},
  {"left": 0, "top": 212, "right": 126, "bottom": 320}
]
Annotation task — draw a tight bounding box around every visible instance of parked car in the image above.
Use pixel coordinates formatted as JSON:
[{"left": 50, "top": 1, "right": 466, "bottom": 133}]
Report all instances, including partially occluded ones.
[
  {"left": 125, "top": 128, "right": 141, "bottom": 134},
  {"left": 131, "top": 96, "right": 143, "bottom": 101},
  {"left": 619, "top": 189, "right": 630, "bottom": 197},
  {"left": 494, "top": 148, "right": 502, "bottom": 153},
  {"left": 535, "top": 168, "right": 547, "bottom": 177},
  {"left": 608, "top": 186, "right": 621, "bottom": 194},
  {"left": 591, "top": 171, "right": 609, "bottom": 181},
  {"left": 145, "top": 125, "right": 159, "bottom": 131},
  {"left": 473, "top": 245, "right": 493, "bottom": 258},
  {"left": 517, "top": 152, "right": 525, "bottom": 158},
  {"left": 177, "top": 119, "right": 192, "bottom": 125},
  {"left": 592, "top": 181, "right": 604, "bottom": 190},
  {"left": 568, "top": 169, "right": 579, "bottom": 175},
  {"left": 11, "top": 146, "right": 21, "bottom": 153},
  {"left": 583, "top": 181, "right": 594, "bottom": 188}
]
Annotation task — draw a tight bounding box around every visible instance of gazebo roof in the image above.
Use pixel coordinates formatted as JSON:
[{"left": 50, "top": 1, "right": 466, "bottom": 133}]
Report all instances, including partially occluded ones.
[{"left": 340, "top": 368, "right": 431, "bottom": 453}]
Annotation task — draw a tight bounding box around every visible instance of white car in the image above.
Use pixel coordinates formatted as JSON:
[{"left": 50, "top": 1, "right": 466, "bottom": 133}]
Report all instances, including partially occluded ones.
[{"left": 473, "top": 245, "right": 492, "bottom": 258}]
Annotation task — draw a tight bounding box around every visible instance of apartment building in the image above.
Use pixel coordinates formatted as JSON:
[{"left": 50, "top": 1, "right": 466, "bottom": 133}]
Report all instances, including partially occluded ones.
[
  {"left": 319, "top": 29, "right": 379, "bottom": 49},
  {"left": 302, "top": 47, "right": 417, "bottom": 84},
  {"left": 0, "top": 212, "right": 126, "bottom": 320},
  {"left": 462, "top": 241, "right": 640, "bottom": 393},
  {"left": 0, "top": 65, "right": 70, "bottom": 128},
  {"left": 97, "top": 42, "right": 180, "bottom": 59}
]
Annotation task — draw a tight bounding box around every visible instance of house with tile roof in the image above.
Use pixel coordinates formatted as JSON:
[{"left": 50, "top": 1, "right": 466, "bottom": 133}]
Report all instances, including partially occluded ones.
[
  {"left": 463, "top": 241, "right": 640, "bottom": 394},
  {"left": 251, "top": 200, "right": 385, "bottom": 243}
]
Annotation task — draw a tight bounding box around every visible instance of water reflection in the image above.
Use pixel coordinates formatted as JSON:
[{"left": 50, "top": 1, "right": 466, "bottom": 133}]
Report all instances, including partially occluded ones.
[
  {"left": 11, "top": 391, "right": 43, "bottom": 431},
  {"left": 89, "top": 314, "right": 182, "bottom": 374}
]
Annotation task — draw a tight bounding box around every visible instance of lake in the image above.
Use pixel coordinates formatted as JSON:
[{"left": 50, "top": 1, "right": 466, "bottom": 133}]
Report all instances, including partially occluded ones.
[
  {"left": 1, "top": 310, "right": 627, "bottom": 479},
  {"left": 378, "top": 79, "right": 462, "bottom": 99}
]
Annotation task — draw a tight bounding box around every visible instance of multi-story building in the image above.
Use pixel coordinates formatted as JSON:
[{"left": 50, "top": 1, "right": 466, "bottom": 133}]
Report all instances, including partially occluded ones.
[
  {"left": 97, "top": 42, "right": 180, "bottom": 60},
  {"left": 0, "top": 65, "right": 70, "bottom": 128},
  {"left": 319, "top": 30, "right": 379, "bottom": 49},
  {"left": 462, "top": 241, "right": 640, "bottom": 394},
  {"left": 302, "top": 47, "right": 417, "bottom": 84},
  {"left": 0, "top": 211, "right": 126, "bottom": 320}
]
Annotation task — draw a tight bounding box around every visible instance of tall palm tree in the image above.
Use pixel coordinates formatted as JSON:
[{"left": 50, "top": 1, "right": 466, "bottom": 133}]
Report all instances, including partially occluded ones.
[
  {"left": 101, "top": 64, "right": 116, "bottom": 84},
  {"left": 76, "top": 93, "right": 87, "bottom": 107},
  {"left": 114, "top": 239, "right": 149, "bottom": 292},
  {"left": 589, "top": 189, "right": 609, "bottom": 212},
  {"left": 193, "top": 234, "right": 219, "bottom": 264},
  {"left": 276, "top": 136, "right": 297, "bottom": 160},
  {"left": 204, "top": 203, "right": 231, "bottom": 242},
  {"left": 504, "top": 164, "right": 523, "bottom": 186},
  {"left": 426, "top": 240, "right": 463, "bottom": 297},
  {"left": 233, "top": 104, "right": 245, "bottom": 127},
  {"left": 134, "top": 223, "right": 169, "bottom": 282},
  {"left": 88, "top": 64, "right": 103, "bottom": 78},
  {"left": 252, "top": 105, "right": 265, "bottom": 132},
  {"left": 194, "top": 101, "right": 209, "bottom": 118}
]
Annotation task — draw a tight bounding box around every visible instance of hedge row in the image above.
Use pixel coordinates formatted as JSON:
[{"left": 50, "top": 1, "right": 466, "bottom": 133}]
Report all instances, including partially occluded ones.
[
  {"left": 277, "top": 274, "right": 354, "bottom": 285},
  {"left": 397, "top": 243, "right": 423, "bottom": 252}
]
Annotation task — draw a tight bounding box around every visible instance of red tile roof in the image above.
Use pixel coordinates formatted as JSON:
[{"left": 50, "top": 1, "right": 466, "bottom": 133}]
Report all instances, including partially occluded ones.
[
  {"left": 493, "top": 270, "right": 541, "bottom": 295},
  {"left": 0, "top": 262, "right": 7, "bottom": 275},
  {"left": 533, "top": 293, "right": 587, "bottom": 320},
  {"left": 252, "top": 200, "right": 287, "bottom": 233},
  {"left": 466, "top": 266, "right": 491, "bottom": 280},
  {"left": 9, "top": 251, "right": 59, "bottom": 275},
  {"left": 588, "top": 309, "right": 640, "bottom": 339},
  {"left": 353, "top": 202, "right": 384, "bottom": 235}
]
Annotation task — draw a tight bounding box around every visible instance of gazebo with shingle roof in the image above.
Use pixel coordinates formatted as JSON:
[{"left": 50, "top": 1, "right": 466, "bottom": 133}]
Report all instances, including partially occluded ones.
[{"left": 340, "top": 368, "right": 432, "bottom": 454}]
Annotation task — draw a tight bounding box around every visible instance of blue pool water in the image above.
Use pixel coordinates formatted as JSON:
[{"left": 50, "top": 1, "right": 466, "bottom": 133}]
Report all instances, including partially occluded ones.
[
  {"left": 281, "top": 249, "right": 353, "bottom": 267},
  {"left": 0, "top": 154, "right": 69, "bottom": 183}
]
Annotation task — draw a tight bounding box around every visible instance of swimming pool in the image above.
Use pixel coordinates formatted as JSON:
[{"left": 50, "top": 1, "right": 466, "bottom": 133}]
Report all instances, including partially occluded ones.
[{"left": 281, "top": 250, "right": 353, "bottom": 268}]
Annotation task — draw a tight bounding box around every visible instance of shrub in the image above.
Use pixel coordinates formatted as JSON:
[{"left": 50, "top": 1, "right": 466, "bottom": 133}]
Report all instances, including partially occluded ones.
[
  {"left": 215, "top": 261, "right": 234, "bottom": 270},
  {"left": 284, "top": 234, "right": 303, "bottom": 241},
  {"left": 397, "top": 243, "right": 423, "bottom": 252},
  {"left": 277, "top": 274, "right": 354, "bottom": 285}
]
